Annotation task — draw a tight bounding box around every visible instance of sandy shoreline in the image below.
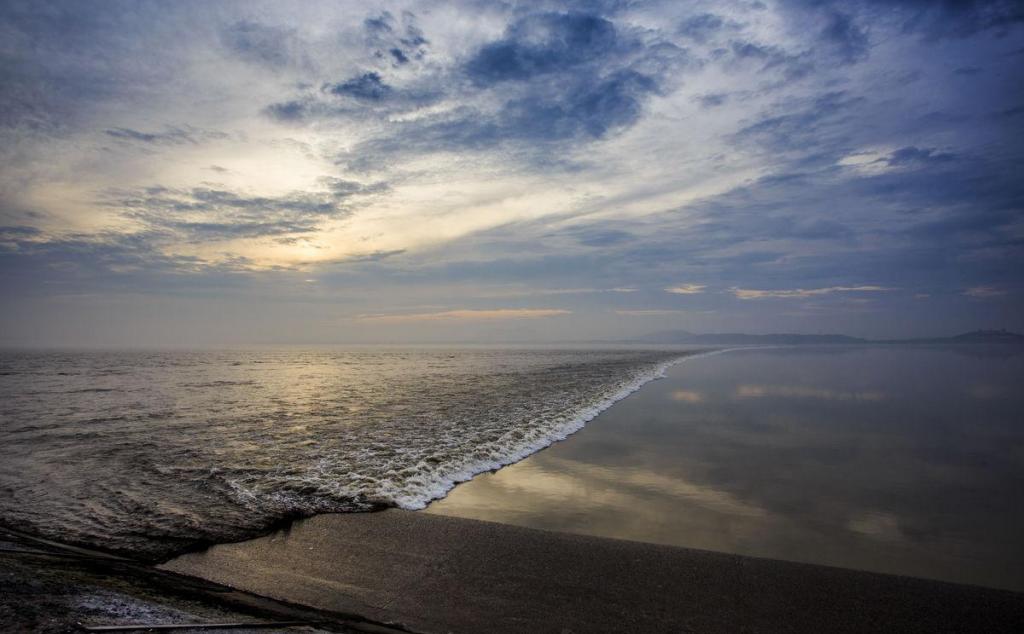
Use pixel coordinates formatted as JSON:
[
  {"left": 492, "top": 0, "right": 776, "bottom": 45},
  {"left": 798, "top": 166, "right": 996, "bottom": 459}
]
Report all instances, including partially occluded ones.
[
  {"left": 0, "top": 525, "right": 399, "bottom": 633},
  {"left": 162, "top": 509, "right": 1024, "bottom": 634}
]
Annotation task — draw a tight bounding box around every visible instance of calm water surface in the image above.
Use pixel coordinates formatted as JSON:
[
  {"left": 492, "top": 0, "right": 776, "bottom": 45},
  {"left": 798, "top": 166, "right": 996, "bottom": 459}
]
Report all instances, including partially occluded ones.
[{"left": 428, "top": 346, "right": 1024, "bottom": 592}]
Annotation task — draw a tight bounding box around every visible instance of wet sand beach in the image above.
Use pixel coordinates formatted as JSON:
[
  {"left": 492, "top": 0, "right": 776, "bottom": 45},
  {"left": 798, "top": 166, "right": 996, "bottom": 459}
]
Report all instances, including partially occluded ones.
[
  {"left": 0, "top": 526, "right": 354, "bottom": 633},
  {"left": 162, "top": 509, "right": 1024, "bottom": 634}
]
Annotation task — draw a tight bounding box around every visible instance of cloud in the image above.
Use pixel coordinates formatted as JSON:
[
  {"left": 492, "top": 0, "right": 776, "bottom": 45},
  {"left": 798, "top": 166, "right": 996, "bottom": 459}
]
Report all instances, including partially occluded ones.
[
  {"left": 575, "top": 229, "right": 634, "bottom": 246},
  {"left": 102, "top": 180, "right": 384, "bottom": 244},
  {"left": 819, "top": 10, "right": 869, "bottom": 64},
  {"left": 322, "top": 8, "right": 687, "bottom": 167},
  {"left": 104, "top": 126, "right": 228, "bottom": 146},
  {"left": 677, "top": 14, "right": 729, "bottom": 44},
  {"left": 220, "top": 20, "right": 306, "bottom": 69},
  {"left": 363, "top": 10, "right": 428, "bottom": 67},
  {"left": 782, "top": 0, "right": 1024, "bottom": 41},
  {"left": 838, "top": 146, "right": 959, "bottom": 175},
  {"left": 265, "top": 73, "right": 440, "bottom": 123},
  {"left": 732, "top": 286, "right": 894, "bottom": 299},
  {"left": 889, "top": 0, "right": 1024, "bottom": 40},
  {"left": 355, "top": 308, "right": 571, "bottom": 322},
  {"left": 615, "top": 309, "right": 692, "bottom": 316},
  {"left": 728, "top": 39, "right": 813, "bottom": 80},
  {"left": 496, "top": 69, "right": 658, "bottom": 141},
  {"left": 665, "top": 284, "right": 706, "bottom": 294},
  {"left": 734, "top": 91, "right": 863, "bottom": 154},
  {"left": 964, "top": 285, "right": 1007, "bottom": 298},
  {"left": 696, "top": 93, "right": 728, "bottom": 108},
  {"left": 0, "top": 226, "right": 255, "bottom": 298},
  {"left": 885, "top": 146, "right": 957, "bottom": 167},
  {"left": 327, "top": 72, "right": 392, "bottom": 101},
  {"left": 464, "top": 12, "right": 625, "bottom": 85}
]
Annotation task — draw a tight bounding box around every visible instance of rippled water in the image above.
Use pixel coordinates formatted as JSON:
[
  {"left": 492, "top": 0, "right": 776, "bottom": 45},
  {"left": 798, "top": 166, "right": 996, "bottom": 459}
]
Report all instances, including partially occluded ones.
[{"left": 0, "top": 347, "right": 687, "bottom": 560}]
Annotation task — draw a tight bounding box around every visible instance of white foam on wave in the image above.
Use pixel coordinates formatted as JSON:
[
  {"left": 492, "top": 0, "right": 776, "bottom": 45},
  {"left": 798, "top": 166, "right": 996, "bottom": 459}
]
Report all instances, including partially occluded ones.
[{"left": 385, "top": 348, "right": 734, "bottom": 511}]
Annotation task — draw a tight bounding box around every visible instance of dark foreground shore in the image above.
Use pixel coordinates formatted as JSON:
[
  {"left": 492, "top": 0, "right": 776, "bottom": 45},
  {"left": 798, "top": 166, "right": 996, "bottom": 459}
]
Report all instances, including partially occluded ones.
[
  {"left": 0, "top": 525, "right": 400, "bottom": 633},
  {"left": 161, "top": 509, "right": 1024, "bottom": 634}
]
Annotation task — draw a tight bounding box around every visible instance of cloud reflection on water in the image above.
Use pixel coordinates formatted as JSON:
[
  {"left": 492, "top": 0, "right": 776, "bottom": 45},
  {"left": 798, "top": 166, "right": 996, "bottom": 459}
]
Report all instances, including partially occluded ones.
[
  {"left": 429, "top": 346, "right": 1024, "bottom": 592},
  {"left": 734, "top": 384, "right": 886, "bottom": 400}
]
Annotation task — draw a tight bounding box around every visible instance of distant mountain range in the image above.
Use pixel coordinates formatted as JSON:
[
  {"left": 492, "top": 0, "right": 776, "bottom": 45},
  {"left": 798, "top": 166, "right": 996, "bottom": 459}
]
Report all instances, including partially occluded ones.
[{"left": 633, "top": 329, "right": 1024, "bottom": 345}]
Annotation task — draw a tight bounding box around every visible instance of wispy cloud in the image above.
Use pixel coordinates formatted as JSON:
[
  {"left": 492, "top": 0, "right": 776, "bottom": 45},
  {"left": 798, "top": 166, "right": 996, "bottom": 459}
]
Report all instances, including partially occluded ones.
[
  {"left": 615, "top": 309, "right": 693, "bottom": 316},
  {"left": 964, "top": 285, "right": 1007, "bottom": 298},
  {"left": 474, "top": 287, "right": 638, "bottom": 299},
  {"left": 664, "top": 284, "right": 706, "bottom": 295},
  {"left": 732, "top": 286, "right": 894, "bottom": 300},
  {"left": 104, "top": 126, "right": 228, "bottom": 146},
  {"left": 355, "top": 309, "right": 570, "bottom": 323}
]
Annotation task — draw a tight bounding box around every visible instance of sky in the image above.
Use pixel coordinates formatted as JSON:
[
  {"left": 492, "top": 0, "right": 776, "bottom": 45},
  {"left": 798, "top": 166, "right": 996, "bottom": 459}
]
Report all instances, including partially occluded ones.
[{"left": 1, "top": 0, "right": 1022, "bottom": 345}]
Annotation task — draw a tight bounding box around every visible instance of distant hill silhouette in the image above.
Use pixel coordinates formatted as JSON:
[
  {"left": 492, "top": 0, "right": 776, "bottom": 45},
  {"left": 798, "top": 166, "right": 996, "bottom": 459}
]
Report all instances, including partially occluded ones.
[
  {"left": 635, "top": 329, "right": 1024, "bottom": 345},
  {"left": 878, "top": 329, "right": 1024, "bottom": 345}
]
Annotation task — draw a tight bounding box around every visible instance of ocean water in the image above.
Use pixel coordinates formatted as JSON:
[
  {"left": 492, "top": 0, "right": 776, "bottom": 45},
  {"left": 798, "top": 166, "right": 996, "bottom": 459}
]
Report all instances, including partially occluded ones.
[
  {"left": 0, "top": 347, "right": 688, "bottom": 560},
  {"left": 427, "top": 345, "right": 1024, "bottom": 591}
]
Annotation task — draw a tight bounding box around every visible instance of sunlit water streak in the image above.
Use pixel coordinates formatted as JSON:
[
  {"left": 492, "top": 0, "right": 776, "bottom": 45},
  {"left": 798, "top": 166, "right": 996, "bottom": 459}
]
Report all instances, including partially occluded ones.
[{"left": 0, "top": 348, "right": 694, "bottom": 560}]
